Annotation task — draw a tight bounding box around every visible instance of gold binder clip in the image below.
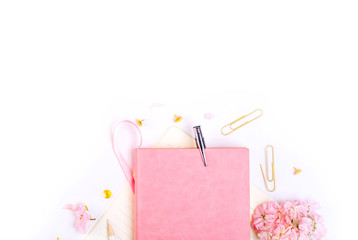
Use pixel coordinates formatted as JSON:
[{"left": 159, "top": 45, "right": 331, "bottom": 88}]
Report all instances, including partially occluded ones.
[
  {"left": 221, "top": 109, "right": 263, "bottom": 136},
  {"left": 260, "top": 145, "right": 276, "bottom": 192}
]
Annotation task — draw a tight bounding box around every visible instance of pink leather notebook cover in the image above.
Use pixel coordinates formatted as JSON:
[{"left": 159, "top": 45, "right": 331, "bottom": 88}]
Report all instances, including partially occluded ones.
[{"left": 134, "top": 148, "right": 250, "bottom": 240}]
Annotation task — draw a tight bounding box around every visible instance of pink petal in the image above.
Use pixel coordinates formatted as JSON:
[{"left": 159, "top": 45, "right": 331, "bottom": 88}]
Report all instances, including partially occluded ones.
[
  {"left": 74, "top": 203, "right": 87, "bottom": 213},
  {"left": 74, "top": 219, "right": 88, "bottom": 234},
  {"left": 204, "top": 113, "right": 214, "bottom": 119},
  {"left": 63, "top": 204, "right": 75, "bottom": 212},
  {"left": 150, "top": 103, "right": 165, "bottom": 108}
]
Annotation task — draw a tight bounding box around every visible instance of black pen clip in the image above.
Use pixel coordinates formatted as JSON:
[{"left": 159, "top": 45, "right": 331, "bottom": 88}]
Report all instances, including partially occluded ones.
[{"left": 193, "top": 126, "right": 207, "bottom": 167}]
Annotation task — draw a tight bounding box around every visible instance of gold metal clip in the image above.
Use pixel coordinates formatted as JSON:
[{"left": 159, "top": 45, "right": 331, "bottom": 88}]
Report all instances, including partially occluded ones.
[
  {"left": 260, "top": 145, "right": 276, "bottom": 192},
  {"left": 221, "top": 109, "right": 263, "bottom": 136}
]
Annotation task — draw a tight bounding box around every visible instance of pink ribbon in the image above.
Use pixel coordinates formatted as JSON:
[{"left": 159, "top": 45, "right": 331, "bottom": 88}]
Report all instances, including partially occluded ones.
[{"left": 111, "top": 120, "right": 142, "bottom": 192}]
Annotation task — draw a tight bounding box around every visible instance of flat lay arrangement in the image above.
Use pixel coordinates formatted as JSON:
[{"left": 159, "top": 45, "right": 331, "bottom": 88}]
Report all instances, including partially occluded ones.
[
  {"left": 60, "top": 108, "right": 326, "bottom": 240},
  {"left": 4, "top": 1, "right": 357, "bottom": 239}
]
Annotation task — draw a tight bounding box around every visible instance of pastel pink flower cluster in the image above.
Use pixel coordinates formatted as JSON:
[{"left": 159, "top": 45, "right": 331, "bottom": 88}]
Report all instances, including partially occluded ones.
[{"left": 252, "top": 201, "right": 326, "bottom": 240}]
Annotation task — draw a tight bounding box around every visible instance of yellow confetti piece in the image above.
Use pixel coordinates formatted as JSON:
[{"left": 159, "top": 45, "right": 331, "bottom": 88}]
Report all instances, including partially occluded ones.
[
  {"left": 294, "top": 167, "right": 302, "bottom": 175},
  {"left": 174, "top": 115, "right": 183, "bottom": 123},
  {"left": 136, "top": 119, "right": 145, "bottom": 127},
  {"left": 103, "top": 190, "right": 112, "bottom": 199}
]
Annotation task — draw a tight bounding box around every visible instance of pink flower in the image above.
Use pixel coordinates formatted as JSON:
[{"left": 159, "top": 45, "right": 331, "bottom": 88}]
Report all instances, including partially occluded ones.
[
  {"left": 307, "top": 201, "right": 321, "bottom": 214},
  {"left": 73, "top": 203, "right": 91, "bottom": 233},
  {"left": 311, "top": 213, "right": 327, "bottom": 239},
  {"left": 298, "top": 231, "right": 311, "bottom": 240},
  {"left": 272, "top": 224, "right": 290, "bottom": 240},
  {"left": 287, "top": 227, "right": 300, "bottom": 239},
  {"left": 298, "top": 216, "right": 313, "bottom": 233},
  {"left": 65, "top": 202, "right": 92, "bottom": 233},
  {"left": 281, "top": 201, "right": 307, "bottom": 220},
  {"left": 251, "top": 200, "right": 326, "bottom": 240},
  {"left": 258, "top": 231, "right": 272, "bottom": 240},
  {"left": 252, "top": 201, "right": 279, "bottom": 232}
]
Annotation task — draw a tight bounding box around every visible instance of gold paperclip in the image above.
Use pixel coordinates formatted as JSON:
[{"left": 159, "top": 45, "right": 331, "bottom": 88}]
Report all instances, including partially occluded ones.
[
  {"left": 221, "top": 109, "right": 263, "bottom": 136},
  {"left": 260, "top": 145, "right": 276, "bottom": 192}
]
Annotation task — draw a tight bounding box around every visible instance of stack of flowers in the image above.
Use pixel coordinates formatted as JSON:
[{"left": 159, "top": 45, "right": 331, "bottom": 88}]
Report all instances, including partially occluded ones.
[{"left": 252, "top": 201, "right": 326, "bottom": 240}]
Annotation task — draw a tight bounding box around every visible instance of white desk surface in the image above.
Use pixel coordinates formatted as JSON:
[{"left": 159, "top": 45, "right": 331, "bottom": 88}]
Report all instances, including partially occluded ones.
[{"left": 1, "top": 2, "right": 358, "bottom": 239}]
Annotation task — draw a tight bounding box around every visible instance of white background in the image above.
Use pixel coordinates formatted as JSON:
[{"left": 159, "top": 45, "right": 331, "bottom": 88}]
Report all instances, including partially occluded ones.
[{"left": 1, "top": 1, "right": 357, "bottom": 239}]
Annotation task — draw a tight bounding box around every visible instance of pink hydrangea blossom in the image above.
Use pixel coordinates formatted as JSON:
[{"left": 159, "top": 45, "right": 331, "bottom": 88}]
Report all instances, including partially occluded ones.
[
  {"left": 272, "top": 224, "right": 290, "bottom": 240},
  {"left": 311, "top": 213, "right": 327, "bottom": 239},
  {"left": 252, "top": 201, "right": 279, "bottom": 233},
  {"left": 252, "top": 200, "right": 326, "bottom": 240}
]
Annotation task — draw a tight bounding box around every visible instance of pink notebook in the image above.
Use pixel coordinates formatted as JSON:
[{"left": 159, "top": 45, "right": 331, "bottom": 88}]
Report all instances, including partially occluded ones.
[{"left": 134, "top": 148, "right": 250, "bottom": 240}]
